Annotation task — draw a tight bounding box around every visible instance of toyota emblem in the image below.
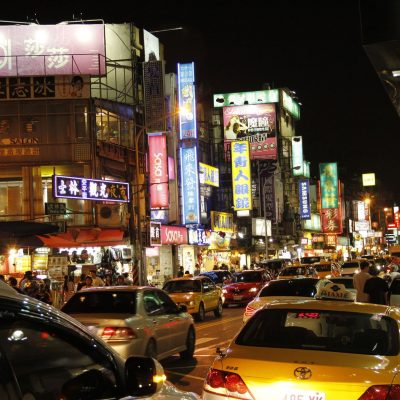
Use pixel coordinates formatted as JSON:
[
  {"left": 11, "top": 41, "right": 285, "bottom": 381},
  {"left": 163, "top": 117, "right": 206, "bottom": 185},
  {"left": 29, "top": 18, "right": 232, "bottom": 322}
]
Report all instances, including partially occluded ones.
[{"left": 294, "top": 367, "right": 312, "bottom": 380}]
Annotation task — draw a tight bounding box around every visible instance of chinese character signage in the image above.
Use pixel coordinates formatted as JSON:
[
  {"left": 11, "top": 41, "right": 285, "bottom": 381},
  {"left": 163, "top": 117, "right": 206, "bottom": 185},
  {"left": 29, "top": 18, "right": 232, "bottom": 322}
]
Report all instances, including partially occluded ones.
[
  {"left": 45, "top": 202, "right": 66, "bottom": 215},
  {"left": 262, "top": 174, "right": 276, "bottom": 222},
  {"left": 150, "top": 221, "right": 162, "bottom": 246},
  {"left": 210, "top": 211, "right": 234, "bottom": 233},
  {"left": 53, "top": 175, "right": 129, "bottom": 203},
  {"left": 188, "top": 228, "right": 211, "bottom": 245},
  {"left": 282, "top": 90, "right": 301, "bottom": 119},
  {"left": 180, "top": 146, "right": 200, "bottom": 224},
  {"left": 325, "top": 234, "right": 337, "bottom": 247},
  {"left": 321, "top": 208, "right": 342, "bottom": 234},
  {"left": 319, "top": 162, "right": 338, "bottom": 209},
  {"left": 0, "top": 24, "right": 105, "bottom": 77},
  {"left": 161, "top": 225, "right": 188, "bottom": 245},
  {"left": 199, "top": 162, "right": 219, "bottom": 187},
  {"left": 178, "top": 62, "right": 197, "bottom": 139},
  {"left": 299, "top": 179, "right": 311, "bottom": 220},
  {"left": 223, "top": 104, "right": 277, "bottom": 160},
  {"left": 148, "top": 134, "right": 169, "bottom": 209},
  {"left": 231, "top": 141, "right": 252, "bottom": 211}
]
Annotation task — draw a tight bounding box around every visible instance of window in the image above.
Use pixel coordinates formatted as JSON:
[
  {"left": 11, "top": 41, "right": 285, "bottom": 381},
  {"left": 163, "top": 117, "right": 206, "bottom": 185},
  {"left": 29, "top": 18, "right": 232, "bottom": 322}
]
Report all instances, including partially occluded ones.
[
  {"left": 0, "top": 311, "right": 119, "bottom": 399},
  {"left": 163, "top": 280, "right": 201, "bottom": 293},
  {"left": 144, "top": 290, "right": 179, "bottom": 315}
]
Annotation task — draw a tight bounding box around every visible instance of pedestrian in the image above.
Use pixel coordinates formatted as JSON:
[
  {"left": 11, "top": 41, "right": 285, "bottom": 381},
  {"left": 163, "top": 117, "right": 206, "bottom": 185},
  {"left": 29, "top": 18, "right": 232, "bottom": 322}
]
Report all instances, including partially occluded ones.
[
  {"left": 194, "top": 263, "right": 201, "bottom": 276},
  {"left": 364, "top": 266, "right": 389, "bottom": 305},
  {"left": 89, "top": 269, "right": 105, "bottom": 287},
  {"left": 116, "top": 275, "right": 126, "bottom": 285},
  {"left": 353, "top": 261, "right": 371, "bottom": 302},
  {"left": 38, "top": 278, "right": 53, "bottom": 305},
  {"left": 184, "top": 270, "right": 193, "bottom": 277},
  {"left": 177, "top": 266, "right": 184, "bottom": 278},
  {"left": 7, "top": 277, "right": 22, "bottom": 293},
  {"left": 123, "top": 272, "right": 133, "bottom": 285},
  {"left": 76, "top": 274, "right": 87, "bottom": 291},
  {"left": 81, "top": 276, "right": 94, "bottom": 289},
  {"left": 62, "top": 275, "right": 75, "bottom": 303},
  {"left": 104, "top": 275, "right": 113, "bottom": 286}
]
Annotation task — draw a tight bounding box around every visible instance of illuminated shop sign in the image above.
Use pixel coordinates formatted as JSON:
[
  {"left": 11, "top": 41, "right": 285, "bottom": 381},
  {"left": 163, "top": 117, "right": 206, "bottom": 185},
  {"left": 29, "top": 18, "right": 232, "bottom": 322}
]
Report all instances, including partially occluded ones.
[
  {"left": 319, "top": 162, "right": 338, "bottom": 209},
  {"left": 282, "top": 91, "right": 301, "bottom": 119},
  {"left": 161, "top": 225, "right": 188, "bottom": 245},
  {"left": 199, "top": 162, "right": 219, "bottom": 187},
  {"left": 231, "top": 141, "right": 252, "bottom": 211},
  {"left": 299, "top": 179, "right": 311, "bottom": 220},
  {"left": 53, "top": 175, "right": 129, "bottom": 203},
  {"left": 148, "top": 133, "right": 169, "bottom": 209},
  {"left": 292, "top": 136, "right": 303, "bottom": 176},
  {"left": 180, "top": 146, "right": 200, "bottom": 224},
  {"left": 362, "top": 173, "right": 375, "bottom": 186},
  {"left": 213, "top": 89, "right": 279, "bottom": 107},
  {"left": 178, "top": 62, "right": 197, "bottom": 139},
  {"left": 188, "top": 228, "right": 211, "bottom": 245},
  {"left": 150, "top": 221, "right": 161, "bottom": 246},
  {"left": 210, "top": 211, "right": 234, "bottom": 233},
  {"left": 0, "top": 24, "right": 105, "bottom": 77}
]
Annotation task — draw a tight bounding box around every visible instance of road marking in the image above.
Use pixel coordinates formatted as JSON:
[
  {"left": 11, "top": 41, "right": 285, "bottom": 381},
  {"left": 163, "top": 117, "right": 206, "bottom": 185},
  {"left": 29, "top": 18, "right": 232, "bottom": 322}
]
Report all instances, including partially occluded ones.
[
  {"left": 196, "top": 337, "right": 216, "bottom": 345},
  {"left": 196, "top": 315, "right": 243, "bottom": 330}
]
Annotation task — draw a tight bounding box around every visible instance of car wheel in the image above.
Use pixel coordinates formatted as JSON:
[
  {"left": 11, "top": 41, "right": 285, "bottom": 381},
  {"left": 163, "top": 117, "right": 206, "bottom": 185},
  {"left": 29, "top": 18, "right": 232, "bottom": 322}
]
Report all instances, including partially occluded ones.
[
  {"left": 180, "top": 326, "right": 195, "bottom": 360},
  {"left": 145, "top": 339, "right": 157, "bottom": 359},
  {"left": 195, "top": 303, "right": 205, "bottom": 322},
  {"left": 214, "top": 299, "right": 223, "bottom": 318}
]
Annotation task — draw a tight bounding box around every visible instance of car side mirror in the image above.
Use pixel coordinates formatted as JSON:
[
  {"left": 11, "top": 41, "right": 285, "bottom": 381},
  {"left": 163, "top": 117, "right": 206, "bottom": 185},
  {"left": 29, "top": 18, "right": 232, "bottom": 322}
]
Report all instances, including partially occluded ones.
[
  {"left": 178, "top": 304, "right": 188, "bottom": 313},
  {"left": 125, "top": 356, "right": 165, "bottom": 397}
]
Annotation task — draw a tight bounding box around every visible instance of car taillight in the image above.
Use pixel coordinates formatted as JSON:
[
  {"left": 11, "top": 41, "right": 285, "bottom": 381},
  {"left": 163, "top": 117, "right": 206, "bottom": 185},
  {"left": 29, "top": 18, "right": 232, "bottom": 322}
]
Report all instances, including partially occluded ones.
[
  {"left": 101, "top": 326, "right": 136, "bottom": 341},
  {"left": 204, "top": 368, "right": 253, "bottom": 399},
  {"left": 358, "top": 385, "right": 400, "bottom": 400},
  {"left": 244, "top": 304, "right": 256, "bottom": 317}
]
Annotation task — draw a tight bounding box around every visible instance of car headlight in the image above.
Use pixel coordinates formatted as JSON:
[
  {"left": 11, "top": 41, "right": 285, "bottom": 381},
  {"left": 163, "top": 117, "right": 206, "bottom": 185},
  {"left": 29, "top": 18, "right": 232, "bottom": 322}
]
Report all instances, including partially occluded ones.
[
  {"left": 188, "top": 300, "right": 195, "bottom": 306},
  {"left": 222, "top": 289, "right": 228, "bottom": 294},
  {"left": 249, "top": 287, "right": 258, "bottom": 293}
]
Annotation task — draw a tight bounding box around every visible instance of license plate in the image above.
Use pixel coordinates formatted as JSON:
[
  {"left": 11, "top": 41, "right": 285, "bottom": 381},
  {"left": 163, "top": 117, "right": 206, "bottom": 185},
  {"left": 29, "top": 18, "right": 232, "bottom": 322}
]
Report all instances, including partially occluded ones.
[
  {"left": 233, "top": 296, "right": 242, "bottom": 300},
  {"left": 282, "top": 390, "right": 325, "bottom": 400}
]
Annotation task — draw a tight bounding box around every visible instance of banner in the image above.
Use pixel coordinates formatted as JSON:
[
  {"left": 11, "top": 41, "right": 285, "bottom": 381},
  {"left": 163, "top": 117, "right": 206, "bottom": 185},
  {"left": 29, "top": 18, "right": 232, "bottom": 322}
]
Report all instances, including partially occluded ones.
[
  {"left": 148, "top": 134, "right": 169, "bottom": 209},
  {"left": 178, "top": 62, "right": 197, "bottom": 139},
  {"left": 299, "top": 179, "right": 311, "bottom": 220},
  {"left": 231, "top": 141, "right": 252, "bottom": 211},
  {"left": 319, "top": 162, "right": 338, "bottom": 209}
]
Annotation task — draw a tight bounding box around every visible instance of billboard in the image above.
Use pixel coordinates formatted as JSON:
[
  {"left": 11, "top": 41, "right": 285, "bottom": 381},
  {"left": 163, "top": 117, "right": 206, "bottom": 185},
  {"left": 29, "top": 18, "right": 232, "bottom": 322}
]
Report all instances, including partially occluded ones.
[
  {"left": 0, "top": 24, "right": 105, "bottom": 77},
  {"left": 213, "top": 89, "right": 279, "bottom": 107},
  {"left": 199, "top": 162, "right": 219, "bottom": 187},
  {"left": 53, "top": 175, "right": 129, "bottom": 202},
  {"left": 319, "top": 162, "right": 338, "bottom": 209},
  {"left": 223, "top": 104, "right": 277, "bottom": 160},
  {"left": 231, "top": 141, "right": 252, "bottom": 211},
  {"left": 143, "top": 29, "right": 160, "bottom": 61},
  {"left": 299, "top": 179, "right": 311, "bottom": 220},
  {"left": 180, "top": 146, "right": 200, "bottom": 224},
  {"left": 178, "top": 62, "right": 197, "bottom": 139},
  {"left": 148, "top": 134, "right": 169, "bottom": 209},
  {"left": 362, "top": 173, "right": 375, "bottom": 186},
  {"left": 292, "top": 136, "right": 303, "bottom": 176}
]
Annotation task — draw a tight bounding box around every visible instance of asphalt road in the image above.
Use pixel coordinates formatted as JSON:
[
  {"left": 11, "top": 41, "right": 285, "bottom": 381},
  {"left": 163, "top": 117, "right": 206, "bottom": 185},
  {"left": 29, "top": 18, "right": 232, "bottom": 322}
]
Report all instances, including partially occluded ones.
[{"left": 161, "top": 305, "right": 245, "bottom": 395}]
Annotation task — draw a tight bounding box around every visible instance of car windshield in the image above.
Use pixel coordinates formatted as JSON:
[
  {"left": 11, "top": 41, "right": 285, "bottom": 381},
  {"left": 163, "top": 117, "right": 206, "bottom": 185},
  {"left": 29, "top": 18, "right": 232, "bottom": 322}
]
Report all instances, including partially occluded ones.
[
  {"left": 259, "top": 279, "right": 318, "bottom": 297},
  {"left": 163, "top": 280, "right": 202, "bottom": 293},
  {"left": 236, "top": 308, "right": 399, "bottom": 356},
  {"left": 233, "top": 272, "right": 262, "bottom": 283},
  {"left": 301, "top": 257, "right": 321, "bottom": 264},
  {"left": 200, "top": 272, "right": 227, "bottom": 284},
  {"left": 62, "top": 291, "right": 136, "bottom": 314}
]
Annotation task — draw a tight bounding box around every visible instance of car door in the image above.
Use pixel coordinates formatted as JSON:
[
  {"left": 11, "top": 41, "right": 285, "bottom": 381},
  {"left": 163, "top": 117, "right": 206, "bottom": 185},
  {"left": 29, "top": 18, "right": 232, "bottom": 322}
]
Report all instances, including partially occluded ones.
[
  {"left": 202, "top": 277, "right": 219, "bottom": 310},
  {"left": 143, "top": 289, "right": 172, "bottom": 356}
]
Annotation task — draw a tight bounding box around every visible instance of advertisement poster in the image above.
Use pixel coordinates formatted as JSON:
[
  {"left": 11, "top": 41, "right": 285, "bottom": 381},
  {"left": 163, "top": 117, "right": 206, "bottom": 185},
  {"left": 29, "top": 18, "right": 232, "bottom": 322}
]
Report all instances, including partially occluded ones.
[
  {"left": 299, "top": 179, "right": 311, "bottom": 220},
  {"left": 223, "top": 104, "right": 277, "bottom": 159}
]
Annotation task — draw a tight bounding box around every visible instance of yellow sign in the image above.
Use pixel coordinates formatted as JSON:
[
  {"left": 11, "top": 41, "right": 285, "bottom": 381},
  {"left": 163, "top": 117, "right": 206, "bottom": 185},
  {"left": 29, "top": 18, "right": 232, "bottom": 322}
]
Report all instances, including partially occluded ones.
[
  {"left": 33, "top": 254, "right": 48, "bottom": 270},
  {"left": 231, "top": 141, "right": 252, "bottom": 211},
  {"left": 211, "top": 211, "right": 234, "bottom": 233},
  {"left": 15, "top": 256, "right": 32, "bottom": 273},
  {"left": 362, "top": 173, "right": 375, "bottom": 186},
  {"left": 199, "top": 162, "right": 219, "bottom": 187}
]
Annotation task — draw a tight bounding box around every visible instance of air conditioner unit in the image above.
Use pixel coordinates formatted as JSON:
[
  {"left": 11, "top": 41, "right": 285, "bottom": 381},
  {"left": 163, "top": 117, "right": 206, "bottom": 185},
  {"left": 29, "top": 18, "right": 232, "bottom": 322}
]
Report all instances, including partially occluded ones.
[{"left": 96, "top": 204, "right": 123, "bottom": 227}]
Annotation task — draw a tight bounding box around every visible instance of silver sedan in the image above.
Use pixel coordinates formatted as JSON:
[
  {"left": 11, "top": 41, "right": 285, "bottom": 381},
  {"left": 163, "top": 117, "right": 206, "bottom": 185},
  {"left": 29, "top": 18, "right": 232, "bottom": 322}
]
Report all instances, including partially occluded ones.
[{"left": 62, "top": 285, "right": 196, "bottom": 361}]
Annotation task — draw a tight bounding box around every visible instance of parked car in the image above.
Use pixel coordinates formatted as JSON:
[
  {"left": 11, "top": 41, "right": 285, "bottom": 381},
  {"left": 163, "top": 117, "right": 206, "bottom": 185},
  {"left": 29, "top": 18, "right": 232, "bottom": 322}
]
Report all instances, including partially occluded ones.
[
  {"left": 62, "top": 285, "right": 196, "bottom": 361},
  {"left": 243, "top": 278, "right": 320, "bottom": 322},
  {"left": 313, "top": 261, "right": 341, "bottom": 279},
  {"left": 163, "top": 276, "right": 223, "bottom": 321},
  {"left": 340, "top": 259, "right": 369, "bottom": 276},
  {"left": 203, "top": 291, "right": 398, "bottom": 400},
  {"left": 199, "top": 270, "right": 233, "bottom": 287},
  {"left": 0, "top": 281, "right": 200, "bottom": 400},
  {"left": 222, "top": 270, "right": 270, "bottom": 307}
]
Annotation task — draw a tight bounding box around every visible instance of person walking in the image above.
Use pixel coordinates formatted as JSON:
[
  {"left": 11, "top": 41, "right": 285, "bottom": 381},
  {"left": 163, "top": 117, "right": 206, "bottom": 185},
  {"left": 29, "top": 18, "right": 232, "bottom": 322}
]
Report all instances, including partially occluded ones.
[
  {"left": 177, "top": 266, "right": 184, "bottom": 277},
  {"left": 89, "top": 270, "right": 105, "bottom": 287},
  {"left": 364, "top": 266, "right": 389, "bottom": 305},
  {"left": 62, "top": 275, "right": 76, "bottom": 303},
  {"left": 7, "top": 277, "right": 22, "bottom": 293},
  {"left": 353, "top": 261, "right": 372, "bottom": 302}
]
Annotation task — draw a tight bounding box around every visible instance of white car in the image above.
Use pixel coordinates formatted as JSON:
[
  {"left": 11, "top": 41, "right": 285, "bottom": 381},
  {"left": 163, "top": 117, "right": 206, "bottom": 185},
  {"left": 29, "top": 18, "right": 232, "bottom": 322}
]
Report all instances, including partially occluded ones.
[{"left": 0, "top": 281, "right": 199, "bottom": 400}]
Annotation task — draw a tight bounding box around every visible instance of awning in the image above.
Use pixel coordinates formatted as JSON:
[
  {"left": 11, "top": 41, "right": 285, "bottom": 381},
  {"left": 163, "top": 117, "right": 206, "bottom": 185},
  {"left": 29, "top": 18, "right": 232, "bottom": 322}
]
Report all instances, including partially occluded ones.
[{"left": 56, "top": 228, "right": 126, "bottom": 247}]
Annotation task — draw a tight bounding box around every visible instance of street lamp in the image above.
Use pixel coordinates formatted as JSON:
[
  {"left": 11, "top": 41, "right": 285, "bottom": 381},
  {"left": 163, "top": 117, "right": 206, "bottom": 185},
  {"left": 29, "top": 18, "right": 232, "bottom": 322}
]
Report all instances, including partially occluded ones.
[{"left": 262, "top": 165, "right": 301, "bottom": 261}]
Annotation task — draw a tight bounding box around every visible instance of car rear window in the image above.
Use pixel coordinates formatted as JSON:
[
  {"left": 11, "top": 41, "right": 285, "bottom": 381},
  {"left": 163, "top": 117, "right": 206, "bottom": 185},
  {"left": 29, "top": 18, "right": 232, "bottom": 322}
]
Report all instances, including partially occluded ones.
[
  {"left": 234, "top": 271, "right": 262, "bottom": 283},
  {"left": 301, "top": 257, "right": 321, "bottom": 264},
  {"left": 259, "top": 279, "right": 318, "bottom": 297},
  {"left": 163, "top": 280, "right": 202, "bottom": 293},
  {"left": 279, "top": 267, "right": 307, "bottom": 276},
  {"left": 62, "top": 291, "right": 136, "bottom": 314},
  {"left": 341, "top": 262, "right": 359, "bottom": 268},
  {"left": 330, "top": 278, "right": 354, "bottom": 289},
  {"left": 236, "top": 308, "right": 399, "bottom": 356}
]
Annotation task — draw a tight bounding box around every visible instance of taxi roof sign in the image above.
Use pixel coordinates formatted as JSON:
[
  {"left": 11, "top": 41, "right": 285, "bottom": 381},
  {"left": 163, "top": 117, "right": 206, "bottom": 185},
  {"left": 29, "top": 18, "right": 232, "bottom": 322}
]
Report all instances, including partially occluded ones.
[{"left": 315, "top": 281, "right": 354, "bottom": 301}]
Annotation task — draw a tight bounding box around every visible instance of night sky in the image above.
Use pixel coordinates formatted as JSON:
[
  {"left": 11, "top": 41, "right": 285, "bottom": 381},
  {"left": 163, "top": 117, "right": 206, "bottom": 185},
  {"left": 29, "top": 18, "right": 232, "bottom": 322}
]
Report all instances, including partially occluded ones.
[{"left": 4, "top": 0, "right": 400, "bottom": 200}]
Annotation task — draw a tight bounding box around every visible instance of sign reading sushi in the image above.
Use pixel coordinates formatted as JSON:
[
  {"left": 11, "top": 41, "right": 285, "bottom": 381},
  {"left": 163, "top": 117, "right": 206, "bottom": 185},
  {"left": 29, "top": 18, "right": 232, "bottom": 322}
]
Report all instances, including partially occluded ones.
[
  {"left": 231, "top": 141, "right": 252, "bottom": 211},
  {"left": 180, "top": 146, "right": 200, "bottom": 224}
]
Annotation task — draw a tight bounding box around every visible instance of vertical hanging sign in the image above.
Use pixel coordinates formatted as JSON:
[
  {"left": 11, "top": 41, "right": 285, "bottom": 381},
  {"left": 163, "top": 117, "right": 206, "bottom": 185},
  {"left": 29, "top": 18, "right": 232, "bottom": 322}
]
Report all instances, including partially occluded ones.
[
  {"left": 178, "top": 62, "right": 197, "bottom": 139},
  {"left": 299, "top": 178, "right": 311, "bottom": 220},
  {"left": 231, "top": 141, "right": 252, "bottom": 211},
  {"left": 319, "top": 162, "right": 338, "bottom": 209},
  {"left": 148, "top": 133, "right": 169, "bottom": 209},
  {"left": 180, "top": 146, "right": 200, "bottom": 224}
]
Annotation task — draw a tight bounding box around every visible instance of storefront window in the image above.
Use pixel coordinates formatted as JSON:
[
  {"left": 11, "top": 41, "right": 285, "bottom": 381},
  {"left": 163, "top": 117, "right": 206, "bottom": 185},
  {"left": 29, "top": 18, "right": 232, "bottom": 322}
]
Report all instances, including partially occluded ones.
[
  {"left": 0, "top": 180, "right": 23, "bottom": 219},
  {"left": 74, "top": 105, "right": 89, "bottom": 139}
]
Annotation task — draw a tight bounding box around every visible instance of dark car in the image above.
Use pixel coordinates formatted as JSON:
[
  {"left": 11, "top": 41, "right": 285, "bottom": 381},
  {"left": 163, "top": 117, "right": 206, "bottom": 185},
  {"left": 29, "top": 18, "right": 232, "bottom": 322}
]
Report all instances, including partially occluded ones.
[
  {"left": 222, "top": 269, "right": 270, "bottom": 306},
  {"left": 199, "top": 270, "right": 233, "bottom": 287},
  {"left": 0, "top": 281, "right": 199, "bottom": 400}
]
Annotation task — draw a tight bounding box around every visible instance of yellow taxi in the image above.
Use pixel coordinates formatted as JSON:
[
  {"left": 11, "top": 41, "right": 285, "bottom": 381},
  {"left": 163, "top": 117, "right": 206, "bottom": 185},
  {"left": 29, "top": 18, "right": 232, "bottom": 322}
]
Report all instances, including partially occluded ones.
[
  {"left": 163, "top": 276, "right": 223, "bottom": 322},
  {"left": 204, "top": 283, "right": 400, "bottom": 400},
  {"left": 312, "top": 261, "right": 342, "bottom": 279}
]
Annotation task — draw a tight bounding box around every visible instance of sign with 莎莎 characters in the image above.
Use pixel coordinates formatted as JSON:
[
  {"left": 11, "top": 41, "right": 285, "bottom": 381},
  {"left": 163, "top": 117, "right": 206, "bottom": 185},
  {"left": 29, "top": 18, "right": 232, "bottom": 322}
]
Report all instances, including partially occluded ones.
[
  {"left": 231, "top": 141, "right": 252, "bottom": 211},
  {"left": 299, "top": 179, "right": 311, "bottom": 220},
  {"left": 180, "top": 146, "right": 200, "bottom": 224},
  {"left": 161, "top": 225, "right": 188, "bottom": 245},
  {"left": 0, "top": 24, "right": 105, "bottom": 77},
  {"left": 53, "top": 175, "right": 129, "bottom": 203},
  {"left": 178, "top": 62, "right": 197, "bottom": 139}
]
